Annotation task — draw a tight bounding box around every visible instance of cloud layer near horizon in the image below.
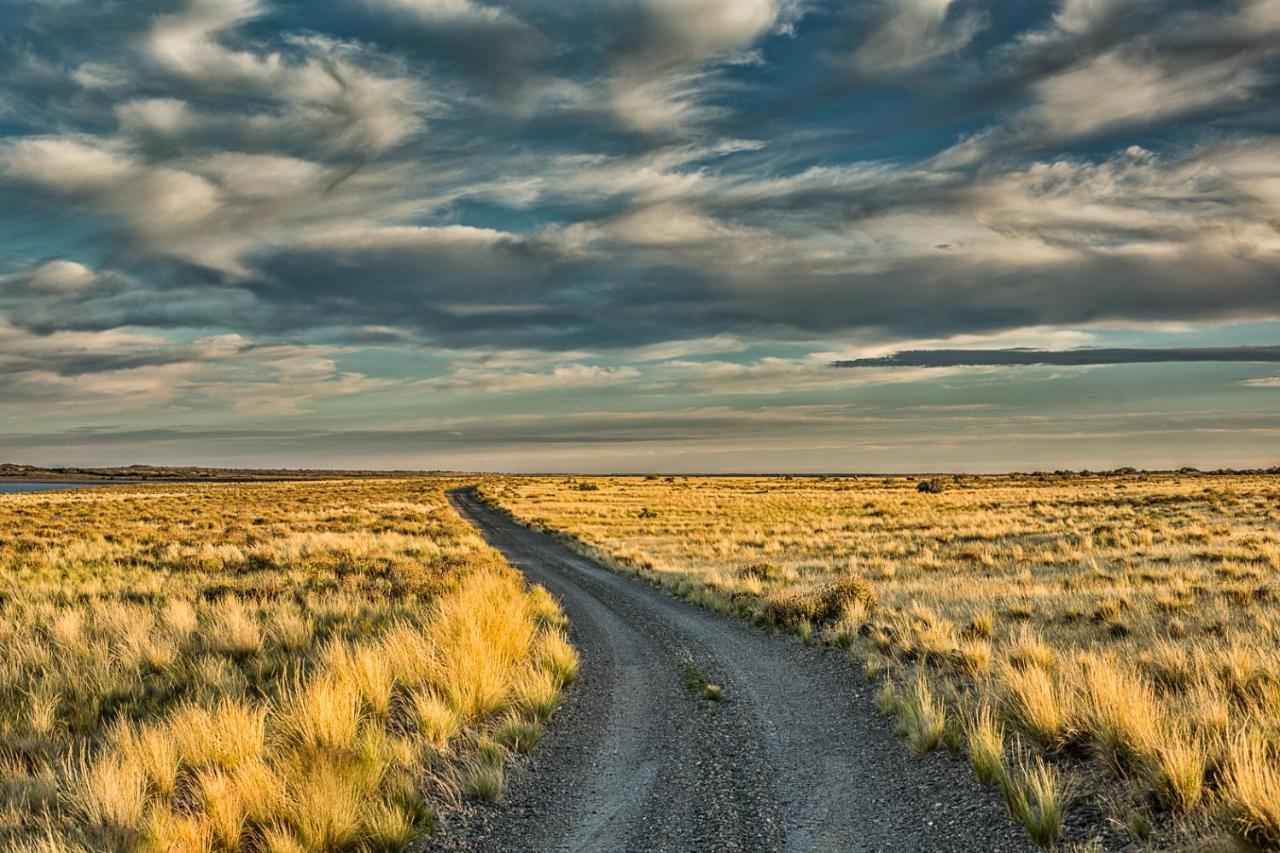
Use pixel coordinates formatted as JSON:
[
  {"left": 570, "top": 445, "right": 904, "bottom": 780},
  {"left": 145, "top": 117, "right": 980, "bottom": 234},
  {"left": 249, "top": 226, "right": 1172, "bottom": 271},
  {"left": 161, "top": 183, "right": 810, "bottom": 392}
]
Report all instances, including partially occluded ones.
[
  {"left": 1, "top": 0, "right": 1278, "bottom": 470},
  {"left": 837, "top": 347, "right": 1280, "bottom": 368}
]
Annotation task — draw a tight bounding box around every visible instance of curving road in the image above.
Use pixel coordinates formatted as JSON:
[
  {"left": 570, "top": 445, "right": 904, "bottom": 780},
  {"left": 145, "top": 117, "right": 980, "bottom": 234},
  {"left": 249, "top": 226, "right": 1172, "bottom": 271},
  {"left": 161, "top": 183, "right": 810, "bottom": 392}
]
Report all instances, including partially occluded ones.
[{"left": 428, "top": 488, "right": 1030, "bottom": 853}]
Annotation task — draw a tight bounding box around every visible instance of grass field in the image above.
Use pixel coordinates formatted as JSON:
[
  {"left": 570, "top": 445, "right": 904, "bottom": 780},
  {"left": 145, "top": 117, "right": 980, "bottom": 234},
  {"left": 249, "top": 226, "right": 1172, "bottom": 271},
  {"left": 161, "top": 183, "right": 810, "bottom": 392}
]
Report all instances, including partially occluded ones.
[
  {"left": 481, "top": 473, "right": 1280, "bottom": 850},
  {"left": 0, "top": 479, "right": 577, "bottom": 852}
]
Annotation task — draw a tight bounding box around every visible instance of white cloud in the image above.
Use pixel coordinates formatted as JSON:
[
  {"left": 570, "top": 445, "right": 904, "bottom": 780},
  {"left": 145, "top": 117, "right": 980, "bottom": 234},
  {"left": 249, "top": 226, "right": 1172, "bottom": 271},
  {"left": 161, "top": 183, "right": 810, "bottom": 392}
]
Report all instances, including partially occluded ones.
[
  {"left": 4, "top": 259, "right": 99, "bottom": 294},
  {"left": 144, "top": 0, "right": 424, "bottom": 158},
  {"left": 1029, "top": 52, "right": 1259, "bottom": 142},
  {"left": 850, "top": 0, "right": 984, "bottom": 75},
  {"left": 1051, "top": 0, "right": 1120, "bottom": 34},
  {"left": 938, "top": 0, "right": 1280, "bottom": 164},
  {"left": 645, "top": 0, "right": 782, "bottom": 62},
  {"left": 1, "top": 137, "right": 424, "bottom": 273},
  {"left": 0, "top": 309, "right": 396, "bottom": 415},
  {"left": 115, "top": 98, "right": 194, "bottom": 138},
  {"left": 605, "top": 202, "right": 748, "bottom": 246},
  {"left": 3, "top": 135, "right": 222, "bottom": 239},
  {"left": 607, "top": 0, "right": 787, "bottom": 132},
  {"left": 619, "top": 334, "right": 748, "bottom": 361},
  {"left": 647, "top": 355, "right": 975, "bottom": 393},
  {"left": 147, "top": 0, "right": 269, "bottom": 87},
  {"left": 816, "top": 326, "right": 1100, "bottom": 362},
  {"left": 418, "top": 363, "right": 642, "bottom": 394},
  {"left": 358, "top": 0, "right": 514, "bottom": 26},
  {"left": 0, "top": 316, "right": 191, "bottom": 406}
]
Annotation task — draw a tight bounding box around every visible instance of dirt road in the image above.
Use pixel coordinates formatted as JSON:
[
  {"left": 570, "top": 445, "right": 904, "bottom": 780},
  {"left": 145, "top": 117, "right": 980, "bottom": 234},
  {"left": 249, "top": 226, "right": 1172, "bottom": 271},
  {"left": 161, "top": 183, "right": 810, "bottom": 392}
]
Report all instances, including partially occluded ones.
[{"left": 430, "top": 488, "right": 1029, "bottom": 852}]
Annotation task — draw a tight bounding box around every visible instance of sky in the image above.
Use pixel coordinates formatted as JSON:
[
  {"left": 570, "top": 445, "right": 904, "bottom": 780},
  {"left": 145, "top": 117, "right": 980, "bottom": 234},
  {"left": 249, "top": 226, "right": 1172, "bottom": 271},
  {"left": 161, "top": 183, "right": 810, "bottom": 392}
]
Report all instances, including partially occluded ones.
[{"left": 1, "top": 0, "right": 1279, "bottom": 473}]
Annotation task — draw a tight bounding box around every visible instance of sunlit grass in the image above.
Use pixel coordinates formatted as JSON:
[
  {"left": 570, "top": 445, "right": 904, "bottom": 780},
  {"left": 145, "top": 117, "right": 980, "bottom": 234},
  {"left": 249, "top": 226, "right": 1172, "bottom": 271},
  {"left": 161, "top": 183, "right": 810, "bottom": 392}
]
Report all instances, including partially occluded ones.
[
  {"left": 484, "top": 471, "right": 1280, "bottom": 848},
  {"left": 0, "top": 479, "right": 576, "bottom": 850}
]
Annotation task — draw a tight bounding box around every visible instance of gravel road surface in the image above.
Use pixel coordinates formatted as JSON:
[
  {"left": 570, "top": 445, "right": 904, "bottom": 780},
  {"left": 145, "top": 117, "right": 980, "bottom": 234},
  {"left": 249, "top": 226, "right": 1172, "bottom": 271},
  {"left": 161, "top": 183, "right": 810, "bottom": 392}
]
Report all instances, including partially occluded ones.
[{"left": 426, "top": 487, "right": 1031, "bottom": 853}]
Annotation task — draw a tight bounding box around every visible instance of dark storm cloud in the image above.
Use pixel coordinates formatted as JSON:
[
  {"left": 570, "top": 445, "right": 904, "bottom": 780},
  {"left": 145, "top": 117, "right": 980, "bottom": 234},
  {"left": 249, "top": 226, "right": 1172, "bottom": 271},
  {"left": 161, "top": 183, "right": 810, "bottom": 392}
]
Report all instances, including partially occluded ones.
[{"left": 835, "top": 346, "right": 1280, "bottom": 369}]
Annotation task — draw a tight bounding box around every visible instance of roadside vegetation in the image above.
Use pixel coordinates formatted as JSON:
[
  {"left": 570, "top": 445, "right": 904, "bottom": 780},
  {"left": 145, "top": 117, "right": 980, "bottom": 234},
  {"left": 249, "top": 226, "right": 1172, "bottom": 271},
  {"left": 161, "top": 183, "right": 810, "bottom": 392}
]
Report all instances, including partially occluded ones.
[
  {"left": 481, "top": 472, "right": 1280, "bottom": 849},
  {"left": 0, "top": 479, "right": 576, "bottom": 851}
]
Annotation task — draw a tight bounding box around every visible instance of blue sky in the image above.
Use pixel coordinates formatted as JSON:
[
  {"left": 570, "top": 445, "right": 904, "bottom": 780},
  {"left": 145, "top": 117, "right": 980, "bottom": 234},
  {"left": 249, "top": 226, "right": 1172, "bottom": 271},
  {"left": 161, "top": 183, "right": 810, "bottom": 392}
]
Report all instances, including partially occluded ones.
[{"left": 1, "top": 0, "right": 1278, "bottom": 472}]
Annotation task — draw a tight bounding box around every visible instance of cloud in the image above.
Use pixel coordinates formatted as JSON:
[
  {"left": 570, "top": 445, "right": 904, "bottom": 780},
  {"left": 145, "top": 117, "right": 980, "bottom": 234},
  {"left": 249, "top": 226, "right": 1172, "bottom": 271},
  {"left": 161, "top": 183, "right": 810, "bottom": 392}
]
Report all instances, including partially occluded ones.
[
  {"left": 605, "top": 0, "right": 790, "bottom": 132},
  {"left": 1038, "top": 53, "right": 1257, "bottom": 140},
  {"left": 618, "top": 334, "right": 748, "bottom": 361},
  {"left": 934, "top": 0, "right": 1280, "bottom": 165},
  {"left": 647, "top": 355, "right": 967, "bottom": 393},
  {"left": 358, "top": 0, "right": 514, "bottom": 27},
  {"left": 848, "top": 0, "right": 985, "bottom": 76},
  {"left": 1, "top": 259, "right": 100, "bottom": 294},
  {"left": 0, "top": 0, "right": 428, "bottom": 272},
  {"left": 143, "top": 0, "right": 426, "bottom": 159},
  {"left": 1, "top": 136, "right": 423, "bottom": 272},
  {"left": 145, "top": 2, "right": 427, "bottom": 160},
  {"left": 337, "top": 0, "right": 551, "bottom": 94},
  {"left": 2, "top": 0, "right": 1280, "bottom": 469},
  {"left": 835, "top": 346, "right": 1280, "bottom": 368},
  {"left": 6, "top": 130, "right": 1280, "bottom": 355},
  {"left": 0, "top": 289, "right": 391, "bottom": 414},
  {"left": 416, "top": 363, "right": 641, "bottom": 394}
]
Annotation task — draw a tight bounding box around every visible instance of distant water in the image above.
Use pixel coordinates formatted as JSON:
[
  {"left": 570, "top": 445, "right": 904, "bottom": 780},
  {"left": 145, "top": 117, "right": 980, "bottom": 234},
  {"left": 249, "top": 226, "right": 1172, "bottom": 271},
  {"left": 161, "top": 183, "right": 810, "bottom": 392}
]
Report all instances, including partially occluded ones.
[{"left": 0, "top": 482, "right": 96, "bottom": 494}]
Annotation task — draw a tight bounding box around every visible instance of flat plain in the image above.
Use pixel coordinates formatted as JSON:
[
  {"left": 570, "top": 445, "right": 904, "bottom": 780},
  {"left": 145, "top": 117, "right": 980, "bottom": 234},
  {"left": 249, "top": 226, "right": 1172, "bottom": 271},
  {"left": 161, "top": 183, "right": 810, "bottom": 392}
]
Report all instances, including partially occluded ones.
[
  {"left": 0, "top": 479, "right": 576, "bottom": 852},
  {"left": 481, "top": 472, "right": 1280, "bottom": 850}
]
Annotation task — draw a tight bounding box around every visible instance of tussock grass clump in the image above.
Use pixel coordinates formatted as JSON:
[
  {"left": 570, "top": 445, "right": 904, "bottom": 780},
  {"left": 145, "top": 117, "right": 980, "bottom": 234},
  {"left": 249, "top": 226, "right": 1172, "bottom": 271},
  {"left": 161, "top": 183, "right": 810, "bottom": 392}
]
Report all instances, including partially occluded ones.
[
  {"left": 276, "top": 674, "right": 364, "bottom": 754},
  {"left": 997, "top": 664, "right": 1071, "bottom": 749},
  {"left": 535, "top": 629, "right": 581, "bottom": 687},
  {"left": 493, "top": 712, "right": 544, "bottom": 753},
  {"left": 462, "top": 758, "right": 505, "bottom": 803},
  {"left": 0, "top": 480, "right": 575, "bottom": 851},
  {"left": 412, "top": 689, "right": 462, "bottom": 748},
  {"left": 895, "top": 674, "right": 947, "bottom": 757},
  {"left": 168, "top": 698, "right": 268, "bottom": 771},
  {"left": 965, "top": 702, "right": 1008, "bottom": 787},
  {"left": 1149, "top": 721, "right": 1207, "bottom": 813},
  {"left": 873, "top": 679, "right": 900, "bottom": 717},
  {"left": 1219, "top": 732, "right": 1280, "bottom": 849},
  {"left": 1073, "top": 655, "right": 1161, "bottom": 773},
  {"left": 1002, "top": 755, "right": 1067, "bottom": 849}
]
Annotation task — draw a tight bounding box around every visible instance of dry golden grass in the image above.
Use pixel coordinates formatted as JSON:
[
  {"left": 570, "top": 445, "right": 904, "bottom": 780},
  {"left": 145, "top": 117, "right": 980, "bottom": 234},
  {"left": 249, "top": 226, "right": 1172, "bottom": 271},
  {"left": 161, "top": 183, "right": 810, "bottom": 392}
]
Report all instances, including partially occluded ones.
[
  {"left": 483, "top": 472, "right": 1280, "bottom": 849},
  {"left": 0, "top": 479, "right": 576, "bottom": 851}
]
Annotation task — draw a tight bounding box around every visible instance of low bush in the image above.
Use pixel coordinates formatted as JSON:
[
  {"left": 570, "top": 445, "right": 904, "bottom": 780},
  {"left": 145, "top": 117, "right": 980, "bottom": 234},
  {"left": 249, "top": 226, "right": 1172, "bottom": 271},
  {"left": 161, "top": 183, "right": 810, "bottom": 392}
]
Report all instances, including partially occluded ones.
[{"left": 764, "top": 576, "right": 876, "bottom": 628}]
